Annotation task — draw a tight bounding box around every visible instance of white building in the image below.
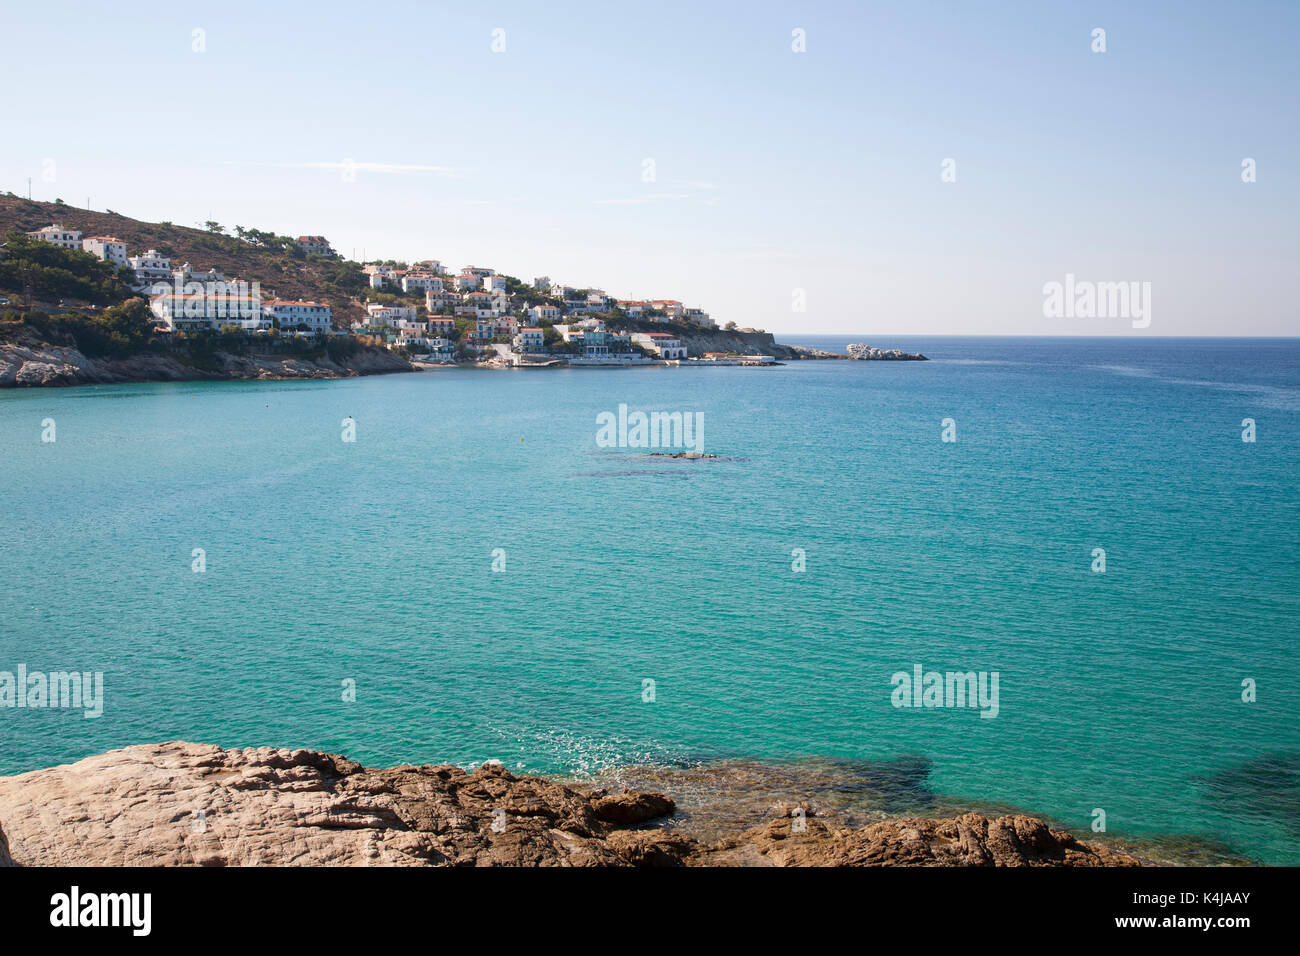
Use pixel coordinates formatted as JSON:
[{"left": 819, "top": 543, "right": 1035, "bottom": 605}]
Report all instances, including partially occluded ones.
[
  {"left": 513, "top": 327, "right": 545, "bottom": 352},
  {"left": 529, "top": 304, "right": 560, "bottom": 323},
  {"left": 364, "top": 303, "right": 418, "bottom": 326},
  {"left": 456, "top": 292, "right": 506, "bottom": 318},
  {"left": 683, "top": 307, "right": 714, "bottom": 328},
  {"left": 454, "top": 273, "right": 481, "bottom": 292},
  {"left": 425, "top": 290, "right": 457, "bottom": 311},
  {"left": 150, "top": 291, "right": 265, "bottom": 333},
  {"left": 401, "top": 273, "right": 443, "bottom": 293},
  {"left": 27, "top": 224, "right": 82, "bottom": 249},
  {"left": 81, "top": 236, "right": 128, "bottom": 266},
  {"left": 369, "top": 273, "right": 388, "bottom": 289},
  {"left": 128, "top": 250, "right": 171, "bottom": 284},
  {"left": 297, "top": 235, "right": 335, "bottom": 257},
  {"left": 481, "top": 274, "right": 507, "bottom": 295},
  {"left": 651, "top": 300, "right": 685, "bottom": 320},
  {"left": 266, "top": 300, "right": 332, "bottom": 334},
  {"left": 631, "top": 332, "right": 688, "bottom": 359}
]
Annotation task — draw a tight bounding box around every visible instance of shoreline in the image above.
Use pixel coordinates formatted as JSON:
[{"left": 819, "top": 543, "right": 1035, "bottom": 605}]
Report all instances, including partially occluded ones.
[
  {"left": 0, "top": 339, "right": 848, "bottom": 389},
  {"left": 0, "top": 741, "right": 1218, "bottom": 867}
]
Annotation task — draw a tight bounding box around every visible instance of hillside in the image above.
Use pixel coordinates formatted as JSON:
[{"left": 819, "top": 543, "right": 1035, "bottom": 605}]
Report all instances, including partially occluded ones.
[
  {"left": 0, "top": 195, "right": 839, "bottom": 364},
  {"left": 0, "top": 196, "right": 366, "bottom": 324}
]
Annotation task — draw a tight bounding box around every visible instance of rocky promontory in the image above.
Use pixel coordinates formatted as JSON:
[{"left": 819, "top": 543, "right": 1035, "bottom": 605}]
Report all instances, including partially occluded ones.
[
  {"left": 0, "top": 337, "right": 413, "bottom": 388},
  {"left": 0, "top": 742, "right": 1141, "bottom": 867}
]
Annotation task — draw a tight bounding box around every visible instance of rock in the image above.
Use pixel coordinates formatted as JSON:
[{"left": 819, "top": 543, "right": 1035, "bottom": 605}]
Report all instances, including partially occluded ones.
[
  {"left": 0, "top": 331, "right": 413, "bottom": 388},
  {"left": 846, "top": 343, "right": 927, "bottom": 361},
  {"left": 605, "top": 830, "right": 695, "bottom": 867},
  {"left": 0, "top": 742, "right": 678, "bottom": 867},
  {"left": 711, "top": 812, "right": 1141, "bottom": 867},
  {"left": 0, "top": 821, "right": 14, "bottom": 867},
  {"left": 0, "top": 743, "right": 1141, "bottom": 867},
  {"left": 588, "top": 788, "right": 676, "bottom": 825}
]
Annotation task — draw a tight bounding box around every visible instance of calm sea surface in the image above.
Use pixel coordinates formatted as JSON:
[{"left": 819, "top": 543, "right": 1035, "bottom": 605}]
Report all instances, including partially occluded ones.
[{"left": 1, "top": 336, "right": 1297, "bottom": 862}]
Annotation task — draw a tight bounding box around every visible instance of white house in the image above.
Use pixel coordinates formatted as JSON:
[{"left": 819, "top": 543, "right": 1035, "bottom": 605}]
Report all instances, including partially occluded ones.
[
  {"left": 364, "top": 303, "right": 418, "bottom": 326},
  {"left": 462, "top": 265, "right": 496, "bottom": 278},
  {"left": 81, "top": 236, "right": 128, "bottom": 266},
  {"left": 651, "top": 299, "right": 685, "bottom": 320},
  {"left": 454, "top": 273, "right": 481, "bottom": 292},
  {"left": 296, "top": 235, "right": 335, "bottom": 257},
  {"left": 266, "top": 300, "right": 332, "bottom": 333},
  {"left": 27, "top": 224, "right": 82, "bottom": 249},
  {"left": 128, "top": 250, "right": 171, "bottom": 284},
  {"left": 683, "top": 308, "right": 714, "bottom": 328},
  {"left": 631, "top": 332, "right": 688, "bottom": 359},
  {"left": 369, "top": 273, "right": 388, "bottom": 289},
  {"left": 513, "top": 327, "right": 545, "bottom": 352},
  {"left": 401, "top": 273, "right": 443, "bottom": 293},
  {"left": 481, "top": 274, "right": 507, "bottom": 295},
  {"left": 456, "top": 291, "right": 507, "bottom": 317},
  {"left": 529, "top": 304, "right": 560, "bottom": 323},
  {"left": 425, "top": 289, "right": 456, "bottom": 311},
  {"left": 150, "top": 291, "right": 265, "bottom": 332}
]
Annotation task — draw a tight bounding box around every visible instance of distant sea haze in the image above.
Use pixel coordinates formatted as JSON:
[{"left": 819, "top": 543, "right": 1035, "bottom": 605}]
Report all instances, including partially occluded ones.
[{"left": 1, "top": 336, "right": 1296, "bottom": 863}]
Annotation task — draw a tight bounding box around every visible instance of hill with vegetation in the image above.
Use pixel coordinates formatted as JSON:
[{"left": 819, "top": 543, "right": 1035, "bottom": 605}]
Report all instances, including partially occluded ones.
[{"left": 0, "top": 195, "right": 367, "bottom": 324}]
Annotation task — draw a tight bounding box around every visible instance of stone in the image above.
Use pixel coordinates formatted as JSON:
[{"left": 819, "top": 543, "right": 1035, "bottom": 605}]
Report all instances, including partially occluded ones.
[{"left": 0, "top": 743, "right": 1143, "bottom": 868}]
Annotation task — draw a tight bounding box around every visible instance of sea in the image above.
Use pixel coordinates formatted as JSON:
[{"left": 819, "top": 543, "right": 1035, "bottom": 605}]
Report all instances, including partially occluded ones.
[{"left": 1, "top": 335, "right": 1297, "bottom": 863}]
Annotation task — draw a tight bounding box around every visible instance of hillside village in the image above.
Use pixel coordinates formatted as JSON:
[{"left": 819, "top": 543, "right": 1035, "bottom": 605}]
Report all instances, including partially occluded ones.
[{"left": 9, "top": 209, "right": 781, "bottom": 368}]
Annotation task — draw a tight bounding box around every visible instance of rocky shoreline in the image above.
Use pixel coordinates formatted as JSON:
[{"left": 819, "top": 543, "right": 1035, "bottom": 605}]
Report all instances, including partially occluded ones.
[
  {"left": 0, "top": 742, "right": 1142, "bottom": 867},
  {"left": 0, "top": 339, "right": 414, "bottom": 388}
]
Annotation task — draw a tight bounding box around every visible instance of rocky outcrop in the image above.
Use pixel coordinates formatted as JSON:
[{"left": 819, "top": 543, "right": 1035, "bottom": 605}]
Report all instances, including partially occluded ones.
[
  {"left": 0, "top": 340, "right": 412, "bottom": 388},
  {"left": 669, "top": 328, "right": 843, "bottom": 360},
  {"left": 846, "top": 343, "right": 928, "bottom": 360},
  {"left": 706, "top": 809, "right": 1141, "bottom": 867},
  {"left": 0, "top": 743, "right": 676, "bottom": 867},
  {"left": 0, "top": 743, "right": 1140, "bottom": 867}
]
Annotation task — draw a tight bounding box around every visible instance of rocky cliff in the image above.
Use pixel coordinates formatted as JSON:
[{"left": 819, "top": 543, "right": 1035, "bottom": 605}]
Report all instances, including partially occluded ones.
[
  {"left": 671, "top": 327, "right": 842, "bottom": 360},
  {"left": 0, "top": 742, "right": 1140, "bottom": 867},
  {"left": 0, "top": 339, "right": 413, "bottom": 388}
]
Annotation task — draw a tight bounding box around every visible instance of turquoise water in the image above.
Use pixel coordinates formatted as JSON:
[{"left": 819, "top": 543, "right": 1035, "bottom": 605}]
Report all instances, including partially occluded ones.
[{"left": 1, "top": 337, "right": 1297, "bottom": 863}]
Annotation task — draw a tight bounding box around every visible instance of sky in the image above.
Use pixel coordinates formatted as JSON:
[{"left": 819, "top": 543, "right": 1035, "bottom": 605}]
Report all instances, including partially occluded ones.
[{"left": 2, "top": 0, "right": 1296, "bottom": 335}]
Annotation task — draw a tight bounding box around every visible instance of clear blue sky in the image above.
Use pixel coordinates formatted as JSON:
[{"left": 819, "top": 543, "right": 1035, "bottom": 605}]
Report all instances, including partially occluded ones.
[{"left": 3, "top": 0, "right": 1296, "bottom": 335}]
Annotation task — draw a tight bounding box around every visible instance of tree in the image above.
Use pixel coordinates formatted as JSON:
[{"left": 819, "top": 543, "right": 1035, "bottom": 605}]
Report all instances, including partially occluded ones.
[
  {"left": 204, "top": 221, "right": 224, "bottom": 235},
  {"left": 725, "top": 321, "right": 737, "bottom": 331}
]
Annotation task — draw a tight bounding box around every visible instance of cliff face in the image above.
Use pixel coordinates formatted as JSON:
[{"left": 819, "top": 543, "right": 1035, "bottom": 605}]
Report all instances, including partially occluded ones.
[
  {"left": 0, "top": 339, "right": 413, "bottom": 388},
  {"left": 0, "top": 742, "right": 1141, "bottom": 867},
  {"left": 671, "top": 328, "right": 841, "bottom": 360}
]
